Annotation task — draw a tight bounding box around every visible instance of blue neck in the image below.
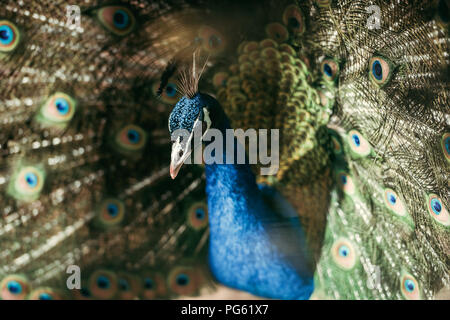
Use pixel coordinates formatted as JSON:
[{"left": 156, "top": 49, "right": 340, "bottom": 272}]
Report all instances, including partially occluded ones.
[{"left": 204, "top": 113, "right": 314, "bottom": 300}]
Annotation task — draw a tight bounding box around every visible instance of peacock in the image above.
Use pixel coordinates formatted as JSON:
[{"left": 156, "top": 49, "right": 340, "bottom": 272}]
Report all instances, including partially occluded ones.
[{"left": 0, "top": 0, "right": 448, "bottom": 300}]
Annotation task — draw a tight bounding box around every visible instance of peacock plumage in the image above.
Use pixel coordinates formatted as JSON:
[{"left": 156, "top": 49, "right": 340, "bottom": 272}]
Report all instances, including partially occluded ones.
[{"left": 0, "top": 0, "right": 448, "bottom": 300}]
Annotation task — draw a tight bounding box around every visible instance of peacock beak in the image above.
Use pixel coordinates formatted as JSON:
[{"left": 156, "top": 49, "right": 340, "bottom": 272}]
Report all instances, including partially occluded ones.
[{"left": 170, "top": 133, "right": 193, "bottom": 179}]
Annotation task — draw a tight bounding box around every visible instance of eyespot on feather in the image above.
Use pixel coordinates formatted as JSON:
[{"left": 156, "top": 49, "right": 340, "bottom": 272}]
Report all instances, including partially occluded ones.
[
  {"left": 400, "top": 272, "right": 421, "bottom": 300},
  {"left": 96, "top": 6, "right": 136, "bottom": 36},
  {"left": 197, "top": 25, "right": 226, "bottom": 55},
  {"left": 28, "top": 287, "right": 61, "bottom": 300},
  {"left": 265, "top": 23, "right": 289, "bottom": 44},
  {"left": 117, "top": 273, "right": 141, "bottom": 300},
  {"left": 37, "top": 92, "right": 76, "bottom": 127},
  {"left": 113, "top": 124, "right": 147, "bottom": 154},
  {"left": 0, "top": 275, "right": 30, "bottom": 300},
  {"left": 368, "top": 56, "right": 393, "bottom": 87},
  {"left": 88, "top": 270, "right": 118, "bottom": 300},
  {"left": 186, "top": 201, "right": 208, "bottom": 230},
  {"left": 384, "top": 188, "right": 408, "bottom": 217},
  {"left": 321, "top": 58, "right": 339, "bottom": 82},
  {"left": 426, "top": 194, "right": 449, "bottom": 226},
  {"left": 167, "top": 266, "right": 199, "bottom": 296},
  {"left": 212, "top": 72, "right": 229, "bottom": 88},
  {"left": 331, "top": 238, "right": 357, "bottom": 270},
  {"left": 0, "top": 20, "right": 20, "bottom": 53},
  {"left": 141, "top": 272, "right": 167, "bottom": 300},
  {"left": 152, "top": 80, "right": 179, "bottom": 104},
  {"left": 282, "top": 4, "right": 305, "bottom": 35},
  {"left": 347, "top": 130, "right": 371, "bottom": 157},
  {"left": 96, "top": 198, "right": 126, "bottom": 228},
  {"left": 72, "top": 281, "right": 93, "bottom": 300},
  {"left": 337, "top": 171, "right": 355, "bottom": 196},
  {"left": 8, "top": 165, "right": 45, "bottom": 201}
]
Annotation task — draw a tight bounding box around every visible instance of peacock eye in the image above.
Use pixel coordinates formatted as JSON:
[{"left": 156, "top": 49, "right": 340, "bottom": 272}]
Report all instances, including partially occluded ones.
[
  {"left": 7, "top": 281, "right": 22, "bottom": 294},
  {"left": 114, "top": 124, "right": 147, "bottom": 153},
  {"left": 0, "top": 20, "right": 20, "bottom": 53},
  {"left": 117, "top": 273, "right": 141, "bottom": 299},
  {"left": 29, "top": 288, "right": 60, "bottom": 300},
  {"left": 212, "top": 72, "right": 229, "bottom": 88},
  {"left": 369, "top": 55, "right": 393, "bottom": 87},
  {"left": 187, "top": 202, "right": 209, "bottom": 230},
  {"left": 442, "top": 133, "right": 449, "bottom": 162},
  {"left": 97, "top": 276, "right": 110, "bottom": 289},
  {"left": 97, "top": 198, "right": 125, "bottom": 228},
  {"left": 331, "top": 239, "right": 357, "bottom": 270},
  {"left": 71, "top": 282, "right": 93, "bottom": 300},
  {"left": 321, "top": 58, "right": 339, "bottom": 82},
  {"left": 8, "top": 166, "right": 45, "bottom": 201},
  {"left": 194, "top": 35, "right": 203, "bottom": 45},
  {"left": 176, "top": 274, "right": 189, "bottom": 286},
  {"left": 89, "top": 270, "right": 118, "bottom": 300},
  {"left": 197, "top": 26, "right": 226, "bottom": 55},
  {"left": 118, "top": 279, "right": 130, "bottom": 291},
  {"left": 0, "top": 275, "right": 30, "bottom": 300},
  {"left": 168, "top": 266, "right": 198, "bottom": 296},
  {"left": 80, "top": 287, "right": 91, "bottom": 297},
  {"left": 152, "top": 80, "right": 179, "bottom": 104},
  {"left": 384, "top": 188, "right": 408, "bottom": 217},
  {"left": 400, "top": 273, "right": 420, "bottom": 300},
  {"left": 265, "top": 22, "right": 289, "bottom": 44},
  {"left": 141, "top": 272, "right": 167, "bottom": 299},
  {"left": 144, "top": 278, "right": 154, "bottom": 289},
  {"left": 282, "top": 4, "right": 305, "bottom": 35},
  {"left": 337, "top": 172, "right": 355, "bottom": 195},
  {"left": 97, "top": 6, "right": 136, "bottom": 36},
  {"left": 338, "top": 245, "right": 349, "bottom": 257},
  {"left": 165, "top": 83, "right": 178, "bottom": 98},
  {"left": 404, "top": 280, "right": 414, "bottom": 291},
  {"left": 426, "top": 194, "right": 449, "bottom": 226},
  {"left": 39, "top": 293, "right": 51, "bottom": 300},
  {"left": 347, "top": 129, "right": 371, "bottom": 157},
  {"left": 196, "top": 208, "right": 204, "bottom": 219},
  {"left": 38, "top": 92, "right": 76, "bottom": 126}
]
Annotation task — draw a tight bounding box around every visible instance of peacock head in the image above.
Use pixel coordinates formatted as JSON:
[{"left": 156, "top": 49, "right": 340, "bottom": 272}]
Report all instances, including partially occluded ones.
[{"left": 168, "top": 92, "right": 227, "bottom": 179}]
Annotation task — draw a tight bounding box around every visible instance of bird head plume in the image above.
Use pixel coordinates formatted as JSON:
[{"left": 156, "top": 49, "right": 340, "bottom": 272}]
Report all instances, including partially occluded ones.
[{"left": 177, "top": 50, "right": 209, "bottom": 99}]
